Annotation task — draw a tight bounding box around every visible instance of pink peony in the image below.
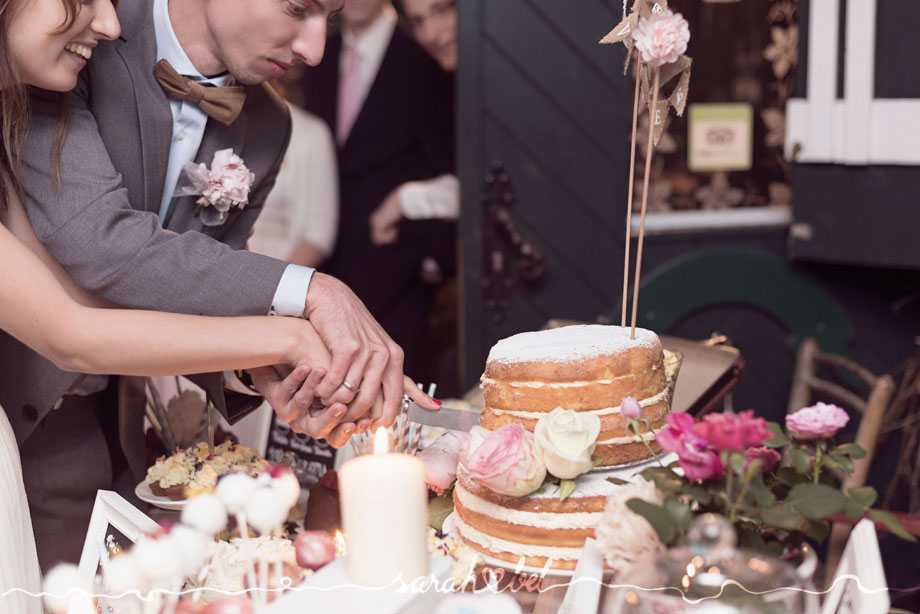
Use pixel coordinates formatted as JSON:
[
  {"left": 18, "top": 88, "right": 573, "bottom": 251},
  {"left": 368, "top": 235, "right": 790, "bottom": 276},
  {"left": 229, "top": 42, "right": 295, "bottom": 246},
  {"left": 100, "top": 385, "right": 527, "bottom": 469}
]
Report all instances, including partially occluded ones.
[
  {"left": 744, "top": 446, "right": 781, "bottom": 473},
  {"left": 418, "top": 431, "right": 464, "bottom": 494},
  {"left": 464, "top": 423, "right": 546, "bottom": 497},
  {"left": 786, "top": 402, "right": 850, "bottom": 439},
  {"left": 621, "top": 396, "right": 642, "bottom": 420},
  {"left": 656, "top": 413, "right": 723, "bottom": 481},
  {"left": 692, "top": 410, "right": 771, "bottom": 452},
  {"left": 631, "top": 10, "right": 690, "bottom": 67}
]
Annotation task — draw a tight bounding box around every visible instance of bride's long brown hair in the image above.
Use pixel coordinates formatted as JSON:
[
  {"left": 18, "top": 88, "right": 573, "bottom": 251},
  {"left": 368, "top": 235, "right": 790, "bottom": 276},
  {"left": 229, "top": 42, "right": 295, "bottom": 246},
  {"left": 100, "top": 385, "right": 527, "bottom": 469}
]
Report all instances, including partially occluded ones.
[{"left": 0, "top": 0, "right": 83, "bottom": 212}]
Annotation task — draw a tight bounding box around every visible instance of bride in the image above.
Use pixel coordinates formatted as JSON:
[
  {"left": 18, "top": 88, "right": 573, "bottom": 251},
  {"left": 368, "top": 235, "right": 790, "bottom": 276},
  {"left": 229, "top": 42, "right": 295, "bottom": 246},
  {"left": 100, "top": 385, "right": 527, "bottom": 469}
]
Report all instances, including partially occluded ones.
[{"left": 1, "top": 0, "right": 436, "bottom": 611}]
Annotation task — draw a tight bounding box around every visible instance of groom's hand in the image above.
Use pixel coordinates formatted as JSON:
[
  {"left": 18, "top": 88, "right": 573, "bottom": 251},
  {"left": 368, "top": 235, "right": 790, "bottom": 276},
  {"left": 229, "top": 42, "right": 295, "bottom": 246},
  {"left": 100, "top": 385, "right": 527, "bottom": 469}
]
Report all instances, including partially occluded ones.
[
  {"left": 250, "top": 364, "right": 354, "bottom": 440},
  {"left": 304, "top": 273, "right": 405, "bottom": 431}
]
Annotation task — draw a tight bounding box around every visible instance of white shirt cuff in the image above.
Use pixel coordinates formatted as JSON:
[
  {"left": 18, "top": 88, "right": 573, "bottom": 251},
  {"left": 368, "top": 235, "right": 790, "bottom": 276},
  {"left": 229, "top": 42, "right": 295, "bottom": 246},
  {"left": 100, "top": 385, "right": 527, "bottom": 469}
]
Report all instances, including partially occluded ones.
[
  {"left": 398, "top": 174, "right": 460, "bottom": 220},
  {"left": 270, "top": 264, "right": 314, "bottom": 316},
  {"left": 223, "top": 370, "right": 261, "bottom": 396}
]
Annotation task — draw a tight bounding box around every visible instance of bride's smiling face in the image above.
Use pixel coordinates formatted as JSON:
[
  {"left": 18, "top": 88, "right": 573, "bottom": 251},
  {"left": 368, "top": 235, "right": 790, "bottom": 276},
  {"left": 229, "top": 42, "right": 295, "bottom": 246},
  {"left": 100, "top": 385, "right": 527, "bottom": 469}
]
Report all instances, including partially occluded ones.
[{"left": 7, "top": 0, "right": 120, "bottom": 91}]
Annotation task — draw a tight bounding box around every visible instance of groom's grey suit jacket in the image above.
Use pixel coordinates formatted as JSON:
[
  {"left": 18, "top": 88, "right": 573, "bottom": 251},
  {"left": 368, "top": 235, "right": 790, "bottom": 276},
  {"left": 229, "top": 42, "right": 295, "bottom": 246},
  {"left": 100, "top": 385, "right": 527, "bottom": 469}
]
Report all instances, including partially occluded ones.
[{"left": 0, "top": 0, "right": 292, "bottom": 475}]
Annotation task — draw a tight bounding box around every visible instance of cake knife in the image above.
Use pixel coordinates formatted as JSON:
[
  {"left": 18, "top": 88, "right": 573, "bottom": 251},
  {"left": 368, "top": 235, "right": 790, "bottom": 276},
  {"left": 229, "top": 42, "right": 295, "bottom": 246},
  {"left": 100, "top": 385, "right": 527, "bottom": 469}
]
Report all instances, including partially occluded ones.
[{"left": 406, "top": 400, "right": 482, "bottom": 431}]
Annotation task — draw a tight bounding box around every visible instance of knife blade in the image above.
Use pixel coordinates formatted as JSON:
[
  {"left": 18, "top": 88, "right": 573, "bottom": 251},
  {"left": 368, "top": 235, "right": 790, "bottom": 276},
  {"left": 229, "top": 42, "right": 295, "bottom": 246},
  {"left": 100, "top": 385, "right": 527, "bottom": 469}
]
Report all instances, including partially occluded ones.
[{"left": 407, "top": 400, "right": 482, "bottom": 431}]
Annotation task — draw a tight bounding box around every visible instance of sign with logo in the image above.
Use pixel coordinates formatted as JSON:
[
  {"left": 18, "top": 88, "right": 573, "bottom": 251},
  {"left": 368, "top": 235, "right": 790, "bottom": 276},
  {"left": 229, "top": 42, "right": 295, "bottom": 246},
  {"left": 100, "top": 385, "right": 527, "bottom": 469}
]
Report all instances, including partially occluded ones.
[{"left": 688, "top": 103, "right": 753, "bottom": 172}]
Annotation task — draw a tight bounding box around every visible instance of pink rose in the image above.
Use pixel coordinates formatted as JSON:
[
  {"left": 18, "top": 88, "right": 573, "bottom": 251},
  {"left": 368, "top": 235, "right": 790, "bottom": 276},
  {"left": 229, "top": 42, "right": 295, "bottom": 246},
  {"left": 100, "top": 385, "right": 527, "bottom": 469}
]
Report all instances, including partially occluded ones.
[
  {"left": 464, "top": 423, "right": 546, "bottom": 497},
  {"left": 621, "top": 396, "right": 642, "bottom": 420},
  {"left": 656, "top": 413, "right": 723, "bottom": 481},
  {"left": 786, "top": 402, "right": 850, "bottom": 439},
  {"left": 744, "top": 447, "right": 781, "bottom": 473},
  {"left": 418, "top": 431, "right": 464, "bottom": 494},
  {"left": 631, "top": 10, "right": 690, "bottom": 67},
  {"left": 692, "top": 410, "right": 771, "bottom": 452}
]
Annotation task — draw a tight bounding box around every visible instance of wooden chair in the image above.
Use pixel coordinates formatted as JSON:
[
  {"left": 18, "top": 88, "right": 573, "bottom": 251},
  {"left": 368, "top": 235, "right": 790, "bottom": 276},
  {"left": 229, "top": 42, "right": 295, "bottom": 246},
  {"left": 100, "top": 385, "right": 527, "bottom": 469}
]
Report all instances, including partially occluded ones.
[{"left": 787, "top": 337, "right": 896, "bottom": 586}]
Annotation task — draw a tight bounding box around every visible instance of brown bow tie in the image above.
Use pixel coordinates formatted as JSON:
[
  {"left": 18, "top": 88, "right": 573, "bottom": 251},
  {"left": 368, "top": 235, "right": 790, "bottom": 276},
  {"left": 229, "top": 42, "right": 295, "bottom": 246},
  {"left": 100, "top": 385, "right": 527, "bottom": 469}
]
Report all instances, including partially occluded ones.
[{"left": 153, "top": 59, "right": 245, "bottom": 126}]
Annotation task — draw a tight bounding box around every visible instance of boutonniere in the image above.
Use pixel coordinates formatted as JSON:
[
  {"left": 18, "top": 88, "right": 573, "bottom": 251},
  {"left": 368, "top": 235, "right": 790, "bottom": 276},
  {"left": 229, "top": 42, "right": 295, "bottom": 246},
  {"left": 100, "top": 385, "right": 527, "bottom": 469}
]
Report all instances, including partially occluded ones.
[{"left": 174, "top": 149, "right": 255, "bottom": 226}]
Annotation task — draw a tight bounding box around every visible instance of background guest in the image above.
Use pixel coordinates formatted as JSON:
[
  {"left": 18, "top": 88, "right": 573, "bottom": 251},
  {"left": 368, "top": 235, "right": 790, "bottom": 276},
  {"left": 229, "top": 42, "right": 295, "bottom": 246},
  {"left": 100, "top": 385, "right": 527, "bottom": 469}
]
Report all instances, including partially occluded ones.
[{"left": 302, "top": 0, "right": 457, "bottom": 386}]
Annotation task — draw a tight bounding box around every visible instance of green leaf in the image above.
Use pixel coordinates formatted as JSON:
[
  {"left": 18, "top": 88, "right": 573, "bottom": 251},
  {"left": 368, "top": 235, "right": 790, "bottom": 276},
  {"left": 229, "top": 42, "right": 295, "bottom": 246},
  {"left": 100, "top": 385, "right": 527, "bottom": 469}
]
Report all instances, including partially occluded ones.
[
  {"left": 847, "top": 486, "right": 878, "bottom": 509},
  {"left": 748, "top": 476, "right": 777, "bottom": 507},
  {"left": 640, "top": 467, "right": 684, "bottom": 492},
  {"left": 592, "top": 458, "right": 603, "bottom": 468},
  {"left": 664, "top": 498, "right": 692, "bottom": 532},
  {"left": 836, "top": 443, "right": 867, "bottom": 459},
  {"left": 868, "top": 509, "right": 917, "bottom": 542},
  {"left": 764, "top": 422, "right": 790, "bottom": 448},
  {"left": 626, "top": 498, "right": 677, "bottom": 544},
  {"left": 787, "top": 483, "right": 846, "bottom": 519},
  {"left": 428, "top": 493, "right": 454, "bottom": 530},
  {"left": 559, "top": 480, "right": 577, "bottom": 502},
  {"left": 730, "top": 452, "right": 745, "bottom": 475},
  {"left": 821, "top": 456, "right": 846, "bottom": 472},
  {"left": 801, "top": 519, "right": 832, "bottom": 543},
  {"left": 777, "top": 467, "right": 808, "bottom": 486},
  {"left": 828, "top": 452, "right": 854, "bottom": 473},
  {"left": 681, "top": 484, "right": 713, "bottom": 505},
  {"left": 789, "top": 447, "right": 811, "bottom": 474},
  {"left": 606, "top": 476, "right": 629, "bottom": 486},
  {"left": 761, "top": 504, "right": 807, "bottom": 531},
  {"left": 842, "top": 498, "right": 867, "bottom": 521},
  {"left": 738, "top": 530, "right": 766, "bottom": 552}
]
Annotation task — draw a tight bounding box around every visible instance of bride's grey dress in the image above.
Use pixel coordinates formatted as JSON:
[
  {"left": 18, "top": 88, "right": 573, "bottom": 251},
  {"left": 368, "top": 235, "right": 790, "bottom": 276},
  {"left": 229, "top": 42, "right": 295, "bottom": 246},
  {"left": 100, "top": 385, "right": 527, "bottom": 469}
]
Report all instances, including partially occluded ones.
[{"left": 0, "top": 406, "right": 42, "bottom": 614}]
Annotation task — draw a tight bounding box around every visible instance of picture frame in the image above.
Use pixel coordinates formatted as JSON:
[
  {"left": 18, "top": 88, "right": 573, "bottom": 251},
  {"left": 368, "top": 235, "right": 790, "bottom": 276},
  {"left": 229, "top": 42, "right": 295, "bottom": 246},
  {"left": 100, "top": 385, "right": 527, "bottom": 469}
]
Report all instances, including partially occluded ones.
[{"left": 77, "top": 490, "right": 160, "bottom": 589}]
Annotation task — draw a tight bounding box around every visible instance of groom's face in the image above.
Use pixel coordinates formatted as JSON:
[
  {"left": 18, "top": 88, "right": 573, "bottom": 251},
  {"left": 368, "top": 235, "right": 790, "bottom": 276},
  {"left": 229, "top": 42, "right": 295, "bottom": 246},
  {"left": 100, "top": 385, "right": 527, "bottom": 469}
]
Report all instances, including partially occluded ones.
[{"left": 205, "top": 0, "right": 344, "bottom": 85}]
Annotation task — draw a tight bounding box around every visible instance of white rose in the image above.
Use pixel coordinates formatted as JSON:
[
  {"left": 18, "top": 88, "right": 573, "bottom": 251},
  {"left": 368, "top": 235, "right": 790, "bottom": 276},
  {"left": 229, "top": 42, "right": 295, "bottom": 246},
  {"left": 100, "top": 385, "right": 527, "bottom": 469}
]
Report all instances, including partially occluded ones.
[{"left": 534, "top": 408, "right": 600, "bottom": 479}]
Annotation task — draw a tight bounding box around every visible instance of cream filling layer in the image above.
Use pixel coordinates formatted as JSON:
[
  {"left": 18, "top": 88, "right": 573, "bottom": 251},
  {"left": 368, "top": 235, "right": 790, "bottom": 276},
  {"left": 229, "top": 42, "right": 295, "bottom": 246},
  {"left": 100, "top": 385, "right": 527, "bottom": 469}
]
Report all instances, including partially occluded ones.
[
  {"left": 454, "top": 513, "right": 583, "bottom": 560},
  {"left": 454, "top": 482, "right": 602, "bottom": 529},
  {"left": 596, "top": 430, "right": 657, "bottom": 445},
  {"left": 486, "top": 388, "right": 668, "bottom": 419},
  {"left": 482, "top": 367, "right": 658, "bottom": 389}
]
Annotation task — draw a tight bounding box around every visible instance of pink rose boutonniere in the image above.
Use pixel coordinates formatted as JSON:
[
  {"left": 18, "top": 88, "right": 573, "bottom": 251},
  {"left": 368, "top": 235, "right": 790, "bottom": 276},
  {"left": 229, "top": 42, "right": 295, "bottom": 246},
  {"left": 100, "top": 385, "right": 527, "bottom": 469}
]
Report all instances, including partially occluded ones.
[
  {"left": 176, "top": 148, "right": 255, "bottom": 226},
  {"left": 463, "top": 423, "right": 546, "bottom": 497},
  {"left": 631, "top": 10, "right": 690, "bottom": 67}
]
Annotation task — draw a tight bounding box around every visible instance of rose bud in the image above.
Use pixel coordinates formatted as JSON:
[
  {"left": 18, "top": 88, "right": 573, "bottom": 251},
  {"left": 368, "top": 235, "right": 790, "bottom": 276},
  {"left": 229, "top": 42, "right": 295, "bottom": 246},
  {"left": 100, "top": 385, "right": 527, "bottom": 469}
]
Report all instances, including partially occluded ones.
[{"left": 294, "top": 530, "right": 336, "bottom": 570}]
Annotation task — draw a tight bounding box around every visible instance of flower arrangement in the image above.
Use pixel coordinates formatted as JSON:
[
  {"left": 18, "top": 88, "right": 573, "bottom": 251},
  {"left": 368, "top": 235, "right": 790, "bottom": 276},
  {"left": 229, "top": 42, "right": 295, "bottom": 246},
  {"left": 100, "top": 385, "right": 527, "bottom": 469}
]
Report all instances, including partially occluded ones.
[
  {"left": 176, "top": 148, "right": 254, "bottom": 226},
  {"left": 621, "top": 403, "right": 915, "bottom": 557}
]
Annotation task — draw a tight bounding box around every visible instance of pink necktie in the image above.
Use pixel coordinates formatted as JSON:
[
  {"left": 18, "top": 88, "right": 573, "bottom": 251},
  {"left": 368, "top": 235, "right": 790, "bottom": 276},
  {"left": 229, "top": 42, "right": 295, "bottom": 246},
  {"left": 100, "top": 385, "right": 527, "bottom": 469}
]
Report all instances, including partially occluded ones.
[{"left": 336, "top": 43, "right": 363, "bottom": 146}]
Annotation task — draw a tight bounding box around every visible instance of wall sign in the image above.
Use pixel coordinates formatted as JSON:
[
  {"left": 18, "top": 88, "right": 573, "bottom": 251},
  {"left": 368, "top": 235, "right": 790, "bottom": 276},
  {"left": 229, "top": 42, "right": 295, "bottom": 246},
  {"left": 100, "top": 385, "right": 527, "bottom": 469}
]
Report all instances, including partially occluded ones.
[{"left": 688, "top": 103, "right": 753, "bottom": 172}]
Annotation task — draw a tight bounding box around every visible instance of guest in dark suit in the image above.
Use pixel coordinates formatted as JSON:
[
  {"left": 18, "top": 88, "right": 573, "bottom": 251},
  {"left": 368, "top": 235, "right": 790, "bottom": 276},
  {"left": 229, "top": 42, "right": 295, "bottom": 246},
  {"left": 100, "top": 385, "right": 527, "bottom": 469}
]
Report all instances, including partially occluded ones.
[{"left": 303, "top": 0, "right": 456, "bottom": 382}]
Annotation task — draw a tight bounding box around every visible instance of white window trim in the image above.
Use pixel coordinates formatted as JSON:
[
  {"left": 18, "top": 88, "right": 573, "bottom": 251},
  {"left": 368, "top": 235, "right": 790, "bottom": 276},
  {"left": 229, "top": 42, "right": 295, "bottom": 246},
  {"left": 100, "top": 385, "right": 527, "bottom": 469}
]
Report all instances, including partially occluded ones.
[{"left": 785, "top": 0, "right": 920, "bottom": 165}]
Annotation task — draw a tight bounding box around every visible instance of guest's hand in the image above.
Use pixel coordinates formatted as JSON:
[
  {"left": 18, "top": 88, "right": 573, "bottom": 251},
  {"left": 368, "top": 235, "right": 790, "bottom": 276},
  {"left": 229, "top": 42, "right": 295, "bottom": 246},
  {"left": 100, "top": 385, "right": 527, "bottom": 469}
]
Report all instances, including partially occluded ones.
[
  {"left": 304, "top": 273, "right": 406, "bottom": 432},
  {"left": 249, "top": 364, "right": 353, "bottom": 440},
  {"left": 369, "top": 188, "right": 403, "bottom": 245}
]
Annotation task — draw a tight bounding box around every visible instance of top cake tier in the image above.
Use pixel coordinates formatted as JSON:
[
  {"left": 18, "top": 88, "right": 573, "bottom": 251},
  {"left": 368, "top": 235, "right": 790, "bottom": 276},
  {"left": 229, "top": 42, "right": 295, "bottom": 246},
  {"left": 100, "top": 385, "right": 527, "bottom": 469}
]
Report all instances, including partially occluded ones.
[{"left": 483, "top": 324, "right": 663, "bottom": 382}]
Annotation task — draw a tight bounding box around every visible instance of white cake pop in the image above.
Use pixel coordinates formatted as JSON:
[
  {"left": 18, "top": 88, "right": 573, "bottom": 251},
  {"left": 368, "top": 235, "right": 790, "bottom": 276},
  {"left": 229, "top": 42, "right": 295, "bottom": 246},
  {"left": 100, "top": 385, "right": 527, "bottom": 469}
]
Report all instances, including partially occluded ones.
[
  {"left": 182, "top": 493, "right": 229, "bottom": 536},
  {"left": 133, "top": 534, "right": 182, "bottom": 582},
  {"left": 216, "top": 472, "right": 257, "bottom": 515},
  {"left": 42, "top": 563, "right": 85, "bottom": 614},
  {"left": 104, "top": 554, "right": 146, "bottom": 597},
  {"left": 270, "top": 468, "right": 301, "bottom": 511},
  {"left": 244, "top": 486, "right": 287, "bottom": 535},
  {"left": 168, "top": 524, "right": 213, "bottom": 577}
]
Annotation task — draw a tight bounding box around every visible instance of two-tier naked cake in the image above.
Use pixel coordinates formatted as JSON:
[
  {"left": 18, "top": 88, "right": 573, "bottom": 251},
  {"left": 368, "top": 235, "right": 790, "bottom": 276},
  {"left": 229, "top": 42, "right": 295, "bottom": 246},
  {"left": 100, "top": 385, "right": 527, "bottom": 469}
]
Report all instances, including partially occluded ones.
[{"left": 453, "top": 324, "right": 673, "bottom": 569}]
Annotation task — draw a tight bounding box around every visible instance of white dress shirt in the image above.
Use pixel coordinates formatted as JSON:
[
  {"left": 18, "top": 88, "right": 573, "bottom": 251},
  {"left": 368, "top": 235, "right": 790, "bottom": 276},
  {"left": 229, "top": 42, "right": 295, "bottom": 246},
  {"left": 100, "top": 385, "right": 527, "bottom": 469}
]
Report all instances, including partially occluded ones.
[
  {"left": 152, "top": 0, "right": 312, "bottom": 320},
  {"left": 249, "top": 104, "right": 339, "bottom": 260}
]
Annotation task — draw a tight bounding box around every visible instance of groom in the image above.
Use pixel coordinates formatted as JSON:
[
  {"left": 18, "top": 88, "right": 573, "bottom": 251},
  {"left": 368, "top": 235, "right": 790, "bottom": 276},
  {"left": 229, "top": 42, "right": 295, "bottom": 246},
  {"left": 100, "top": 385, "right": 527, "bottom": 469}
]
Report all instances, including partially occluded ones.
[{"left": 4, "top": 0, "right": 409, "bottom": 569}]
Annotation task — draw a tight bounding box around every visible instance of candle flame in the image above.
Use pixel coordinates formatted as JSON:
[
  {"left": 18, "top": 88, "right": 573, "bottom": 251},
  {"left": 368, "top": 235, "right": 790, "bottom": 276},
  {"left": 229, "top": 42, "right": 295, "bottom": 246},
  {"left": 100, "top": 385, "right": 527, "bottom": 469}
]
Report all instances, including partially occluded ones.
[
  {"left": 334, "top": 530, "right": 348, "bottom": 556},
  {"left": 373, "top": 427, "right": 388, "bottom": 454}
]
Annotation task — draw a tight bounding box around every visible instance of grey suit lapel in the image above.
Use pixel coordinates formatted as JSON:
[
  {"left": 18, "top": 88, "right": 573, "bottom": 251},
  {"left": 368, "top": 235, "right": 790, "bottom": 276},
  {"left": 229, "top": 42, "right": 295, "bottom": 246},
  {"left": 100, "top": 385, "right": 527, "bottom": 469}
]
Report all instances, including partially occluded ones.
[
  {"left": 167, "top": 111, "right": 249, "bottom": 234},
  {"left": 113, "top": 0, "right": 172, "bottom": 214}
]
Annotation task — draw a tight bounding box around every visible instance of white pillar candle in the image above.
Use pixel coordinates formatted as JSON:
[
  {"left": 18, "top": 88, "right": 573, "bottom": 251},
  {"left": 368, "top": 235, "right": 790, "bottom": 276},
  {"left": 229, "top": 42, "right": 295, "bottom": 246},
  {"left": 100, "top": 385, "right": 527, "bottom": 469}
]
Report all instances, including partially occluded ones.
[{"left": 339, "top": 428, "right": 429, "bottom": 587}]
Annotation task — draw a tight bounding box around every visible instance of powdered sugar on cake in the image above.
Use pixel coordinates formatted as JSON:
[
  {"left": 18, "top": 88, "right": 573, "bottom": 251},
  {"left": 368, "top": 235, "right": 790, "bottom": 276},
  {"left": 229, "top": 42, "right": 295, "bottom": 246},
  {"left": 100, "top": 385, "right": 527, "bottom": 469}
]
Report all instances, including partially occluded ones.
[{"left": 487, "top": 325, "right": 659, "bottom": 365}]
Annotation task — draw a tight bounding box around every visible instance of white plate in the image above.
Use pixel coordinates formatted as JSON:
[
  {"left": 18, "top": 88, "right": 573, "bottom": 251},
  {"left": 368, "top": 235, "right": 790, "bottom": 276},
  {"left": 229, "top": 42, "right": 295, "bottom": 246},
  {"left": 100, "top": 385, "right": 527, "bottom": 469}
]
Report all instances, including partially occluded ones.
[
  {"left": 135, "top": 481, "right": 187, "bottom": 511},
  {"left": 443, "top": 512, "right": 575, "bottom": 578}
]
